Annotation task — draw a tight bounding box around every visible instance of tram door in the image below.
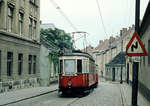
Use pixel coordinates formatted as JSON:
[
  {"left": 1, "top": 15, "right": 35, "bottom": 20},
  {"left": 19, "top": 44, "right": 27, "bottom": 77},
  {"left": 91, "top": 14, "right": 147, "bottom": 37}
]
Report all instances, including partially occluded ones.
[{"left": 112, "top": 68, "right": 115, "bottom": 81}]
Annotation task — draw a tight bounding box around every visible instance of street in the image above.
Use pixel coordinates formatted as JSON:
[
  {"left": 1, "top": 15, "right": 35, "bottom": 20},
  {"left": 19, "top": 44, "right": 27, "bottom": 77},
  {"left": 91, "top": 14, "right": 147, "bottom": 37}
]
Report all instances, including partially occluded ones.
[{"left": 7, "top": 81, "right": 124, "bottom": 106}]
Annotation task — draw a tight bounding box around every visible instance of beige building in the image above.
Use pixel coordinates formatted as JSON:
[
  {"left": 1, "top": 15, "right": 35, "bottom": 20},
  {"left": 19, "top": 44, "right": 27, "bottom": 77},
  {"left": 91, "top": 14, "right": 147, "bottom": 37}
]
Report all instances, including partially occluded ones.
[
  {"left": 138, "top": 1, "right": 150, "bottom": 103},
  {"left": 0, "top": 0, "right": 40, "bottom": 92},
  {"left": 94, "top": 25, "right": 135, "bottom": 80}
]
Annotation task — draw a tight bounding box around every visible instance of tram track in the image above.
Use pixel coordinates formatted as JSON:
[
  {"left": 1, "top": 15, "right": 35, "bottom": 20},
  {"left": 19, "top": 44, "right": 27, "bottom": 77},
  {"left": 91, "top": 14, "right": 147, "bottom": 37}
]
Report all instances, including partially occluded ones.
[
  {"left": 3, "top": 89, "right": 58, "bottom": 106},
  {"left": 67, "top": 97, "right": 80, "bottom": 106}
]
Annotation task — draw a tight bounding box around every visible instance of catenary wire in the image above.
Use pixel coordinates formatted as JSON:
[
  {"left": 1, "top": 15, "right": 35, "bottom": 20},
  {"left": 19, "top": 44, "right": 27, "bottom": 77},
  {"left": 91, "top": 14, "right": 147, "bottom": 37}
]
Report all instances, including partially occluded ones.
[
  {"left": 49, "top": 0, "right": 78, "bottom": 32},
  {"left": 48, "top": 0, "right": 89, "bottom": 49},
  {"left": 96, "top": 0, "right": 108, "bottom": 37}
]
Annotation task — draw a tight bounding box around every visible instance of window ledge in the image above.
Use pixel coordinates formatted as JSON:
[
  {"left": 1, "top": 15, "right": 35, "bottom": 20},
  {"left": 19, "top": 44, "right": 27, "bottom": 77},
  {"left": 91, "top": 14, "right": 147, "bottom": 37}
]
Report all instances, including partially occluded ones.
[
  {"left": 29, "top": 0, "right": 39, "bottom": 8},
  {"left": 8, "top": 2, "right": 15, "bottom": 9}
]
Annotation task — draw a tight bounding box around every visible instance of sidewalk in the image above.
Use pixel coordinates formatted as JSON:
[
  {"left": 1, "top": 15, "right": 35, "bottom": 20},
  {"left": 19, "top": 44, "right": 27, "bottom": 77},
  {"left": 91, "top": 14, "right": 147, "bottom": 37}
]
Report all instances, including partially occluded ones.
[
  {"left": 0, "top": 84, "right": 58, "bottom": 106},
  {"left": 120, "top": 83, "right": 150, "bottom": 106}
]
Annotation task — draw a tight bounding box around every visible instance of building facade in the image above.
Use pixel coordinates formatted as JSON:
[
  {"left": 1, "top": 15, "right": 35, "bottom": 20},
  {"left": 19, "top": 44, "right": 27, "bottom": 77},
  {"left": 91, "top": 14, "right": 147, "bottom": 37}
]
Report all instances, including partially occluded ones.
[
  {"left": 105, "top": 52, "right": 126, "bottom": 81},
  {"left": 40, "top": 41, "right": 59, "bottom": 86},
  {"left": 138, "top": 1, "right": 150, "bottom": 103},
  {"left": 0, "top": 0, "right": 40, "bottom": 92},
  {"left": 40, "top": 23, "right": 59, "bottom": 86},
  {"left": 94, "top": 25, "right": 135, "bottom": 80}
]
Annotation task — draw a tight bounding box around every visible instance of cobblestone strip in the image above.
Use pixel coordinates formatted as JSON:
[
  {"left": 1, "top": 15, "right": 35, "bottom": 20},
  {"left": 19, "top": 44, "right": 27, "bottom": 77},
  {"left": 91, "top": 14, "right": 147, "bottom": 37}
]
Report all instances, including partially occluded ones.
[
  {"left": 117, "top": 84, "right": 125, "bottom": 106},
  {"left": 3, "top": 89, "right": 58, "bottom": 106},
  {"left": 120, "top": 85, "right": 128, "bottom": 106}
]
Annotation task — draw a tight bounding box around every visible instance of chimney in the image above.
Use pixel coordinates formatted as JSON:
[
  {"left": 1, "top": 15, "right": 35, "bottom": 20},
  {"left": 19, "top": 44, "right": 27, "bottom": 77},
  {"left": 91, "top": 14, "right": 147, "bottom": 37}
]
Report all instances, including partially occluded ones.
[
  {"left": 122, "top": 28, "right": 127, "bottom": 34},
  {"left": 129, "top": 27, "right": 132, "bottom": 31},
  {"left": 132, "top": 24, "right": 135, "bottom": 29},
  {"left": 99, "top": 40, "right": 103, "bottom": 44}
]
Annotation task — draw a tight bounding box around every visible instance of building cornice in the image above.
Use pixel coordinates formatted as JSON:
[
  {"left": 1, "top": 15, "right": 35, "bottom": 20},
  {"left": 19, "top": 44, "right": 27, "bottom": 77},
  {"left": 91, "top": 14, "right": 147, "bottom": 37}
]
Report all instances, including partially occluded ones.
[{"left": 0, "top": 30, "right": 40, "bottom": 45}]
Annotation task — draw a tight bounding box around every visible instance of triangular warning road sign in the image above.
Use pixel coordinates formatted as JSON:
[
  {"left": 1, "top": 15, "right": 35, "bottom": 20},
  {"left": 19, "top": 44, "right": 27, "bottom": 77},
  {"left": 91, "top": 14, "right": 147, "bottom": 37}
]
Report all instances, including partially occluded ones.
[{"left": 126, "top": 32, "right": 148, "bottom": 56}]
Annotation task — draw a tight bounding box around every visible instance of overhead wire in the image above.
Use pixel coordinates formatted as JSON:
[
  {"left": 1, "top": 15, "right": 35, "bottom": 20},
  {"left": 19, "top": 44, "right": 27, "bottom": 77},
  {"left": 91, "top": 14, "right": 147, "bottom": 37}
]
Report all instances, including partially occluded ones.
[
  {"left": 48, "top": 0, "right": 78, "bottom": 32},
  {"left": 96, "top": 0, "right": 108, "bottom": 37},
  {"left": 48, "top": 0, "right": 89, "bottom": 50},
  {"left": 128, "top": 0, "right": 134, "bottom": 25}
]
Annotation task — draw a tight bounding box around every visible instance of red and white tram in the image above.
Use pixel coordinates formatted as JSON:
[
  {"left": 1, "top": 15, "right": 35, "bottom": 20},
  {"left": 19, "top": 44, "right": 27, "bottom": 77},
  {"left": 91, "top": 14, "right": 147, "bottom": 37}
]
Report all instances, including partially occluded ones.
[{"left": 58, "top": 50, "right": 98, "bottom": 95}]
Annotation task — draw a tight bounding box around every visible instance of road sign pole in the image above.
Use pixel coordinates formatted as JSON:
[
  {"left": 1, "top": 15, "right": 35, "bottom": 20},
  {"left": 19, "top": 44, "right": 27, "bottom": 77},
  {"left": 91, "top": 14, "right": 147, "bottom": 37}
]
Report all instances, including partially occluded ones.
[
  {"left": 132, "top": 62, "right": 139, "bottom": 106},
  {"left": 135, "top": 0, "right": 140, "bottom": 34},
  {"left": 131, "top": 0, "right": 140, "bottom": 106}
]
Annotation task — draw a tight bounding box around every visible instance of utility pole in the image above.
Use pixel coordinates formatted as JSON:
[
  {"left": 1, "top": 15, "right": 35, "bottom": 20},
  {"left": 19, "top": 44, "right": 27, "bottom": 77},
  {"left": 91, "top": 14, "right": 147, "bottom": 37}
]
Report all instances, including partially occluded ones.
[
  {"left": 132, "top": 0, "right": 140, "bottom": 106},
  {"left": 120, "top": 39, "right": 123, "bottom": 84}
]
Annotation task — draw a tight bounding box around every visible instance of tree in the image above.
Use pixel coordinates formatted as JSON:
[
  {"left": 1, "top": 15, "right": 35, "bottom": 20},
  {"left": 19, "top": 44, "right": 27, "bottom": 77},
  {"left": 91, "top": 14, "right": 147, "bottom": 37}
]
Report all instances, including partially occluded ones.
[{"left": 40, "top": 28, "right": 73, "bottom": 50}]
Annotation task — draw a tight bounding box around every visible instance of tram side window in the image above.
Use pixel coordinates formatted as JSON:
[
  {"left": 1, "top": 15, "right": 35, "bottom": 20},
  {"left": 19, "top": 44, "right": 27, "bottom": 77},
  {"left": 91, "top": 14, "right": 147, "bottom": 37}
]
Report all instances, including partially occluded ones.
[
  {"left": 59, "top": 60, "right": 63, "bottom": 74},
  {"left": 77, "top": 59, "right": 82, "bottom": 73}
]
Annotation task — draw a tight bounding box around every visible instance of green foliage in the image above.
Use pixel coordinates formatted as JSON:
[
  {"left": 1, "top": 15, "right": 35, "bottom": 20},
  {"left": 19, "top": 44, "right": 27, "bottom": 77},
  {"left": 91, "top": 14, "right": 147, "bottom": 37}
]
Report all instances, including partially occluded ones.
[
  {"left": 48, "top": 53, "right": 59, "bottom": 74},
  {"left": 40, "top": 28, "right": 73, "bottom": 50},
  {"left": 41, "top": 28, "right": 73, "bottom": 76}
]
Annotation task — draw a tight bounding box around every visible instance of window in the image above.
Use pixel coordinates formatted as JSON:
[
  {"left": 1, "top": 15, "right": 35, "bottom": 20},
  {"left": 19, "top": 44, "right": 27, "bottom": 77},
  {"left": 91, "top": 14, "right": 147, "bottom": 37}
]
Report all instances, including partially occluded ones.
[
  {"left": 18, "top": 53, "right": 23, "bottom": 75},
  {"left": 148, "top": 40, "right": 150, "bottom": 65},
  {"left": 7, "top": 52, "right": 13, "bottom": 76},
  {"left": 143, "top": 45, "right": 145, "bottom": 66},
  {"left": 8, "top": 7, "right": 13, "bottom": 32},
  {"left": 19, "top": 13, "right": 23, "bottom": 35},
  {"left": 59, "top": 60, "right": 63, "bottom": 74},
  {"left": 33, "top": 0, "right": 36, "bottom": 4},
  {"left": 0, "top": 51, "right": 1, "bottom": 80},
  {"left": 0, "top": 1, "right": 2, "bottom": 14},
  {"left": 64, "top": 59, "right": 75, "bottom": 73},
  {"left": 77, "top": 59, "right": 82, "bottom": 73},
  {"left": 33, "top": 20, "right": 36, "bottom": 39},
  {"left": 33, "top": 56, "right": 36, "bottom": 74},
  {"left": 30, "top": 0, "right": 38, "bottom": 6},
  {"left": 29, "top": 18, "right": 33, "bottom": 38},
  {"left": 28, "top": 55, "right": 32, "bottom": 74}
]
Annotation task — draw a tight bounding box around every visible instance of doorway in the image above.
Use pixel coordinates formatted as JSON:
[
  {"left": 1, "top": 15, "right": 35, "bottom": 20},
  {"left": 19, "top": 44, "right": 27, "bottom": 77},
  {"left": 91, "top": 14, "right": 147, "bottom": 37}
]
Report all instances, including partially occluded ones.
[{"left": 112, "top": 68, "right": 115, "bottom": 81}]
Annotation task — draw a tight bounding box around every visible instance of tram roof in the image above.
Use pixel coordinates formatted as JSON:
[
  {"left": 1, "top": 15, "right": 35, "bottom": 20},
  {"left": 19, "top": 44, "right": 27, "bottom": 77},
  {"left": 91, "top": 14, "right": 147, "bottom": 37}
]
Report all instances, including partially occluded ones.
[{"left": 60, "top": 50, "right": 95, "bottom": 62}]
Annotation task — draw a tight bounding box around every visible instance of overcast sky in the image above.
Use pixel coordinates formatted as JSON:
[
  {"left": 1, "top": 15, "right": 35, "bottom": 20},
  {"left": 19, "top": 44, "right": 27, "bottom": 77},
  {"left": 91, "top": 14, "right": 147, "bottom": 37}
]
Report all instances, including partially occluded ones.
[{"left": 40, "top": 0, "right": 149, "bottom": 49}]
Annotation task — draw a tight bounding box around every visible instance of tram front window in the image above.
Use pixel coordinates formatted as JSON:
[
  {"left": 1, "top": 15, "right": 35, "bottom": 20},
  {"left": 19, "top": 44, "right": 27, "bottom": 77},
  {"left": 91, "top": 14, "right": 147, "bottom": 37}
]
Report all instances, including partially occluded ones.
[{"left": 64, "top": 59, "right": 75, "bottom": 73}]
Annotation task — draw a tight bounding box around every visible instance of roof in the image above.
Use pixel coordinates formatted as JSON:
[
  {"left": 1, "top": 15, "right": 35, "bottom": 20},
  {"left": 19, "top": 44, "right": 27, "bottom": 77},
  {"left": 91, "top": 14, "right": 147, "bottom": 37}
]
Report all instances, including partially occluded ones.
[
  {"left": 40, "top": 23, "right": 56, "bottom": 30},
  {"left": 61, "top": 50, "right": 95, "bottom": 62},
  {"left": 40, "top": 39, "right": 60, "bottom": 53},
  {"left": 95, "top": 39, "right": 109, "bottom": 51},
  {"left": 106, "top": 52, "right": 126, "bottom": 67},
  {"left": 140, "top": 1, "right": 150, "bottom": 36}
]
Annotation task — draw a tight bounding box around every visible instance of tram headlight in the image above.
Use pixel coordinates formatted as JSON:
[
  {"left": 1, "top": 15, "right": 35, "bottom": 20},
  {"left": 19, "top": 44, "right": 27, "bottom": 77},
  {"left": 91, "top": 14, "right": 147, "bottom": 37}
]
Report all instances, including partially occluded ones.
[{"left": 68, "top": 81, "right": 72, "bottom": 86}]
